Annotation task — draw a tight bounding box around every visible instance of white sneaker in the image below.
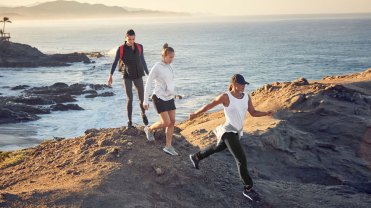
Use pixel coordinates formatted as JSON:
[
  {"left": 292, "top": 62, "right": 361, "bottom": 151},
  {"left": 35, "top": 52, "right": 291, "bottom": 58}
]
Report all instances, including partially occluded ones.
[
  {"left": 163, "top": 146, "right": 179, "bottom": 156},
  {"left": 144, "top": 126, "right": 154, "bottom": 141}
]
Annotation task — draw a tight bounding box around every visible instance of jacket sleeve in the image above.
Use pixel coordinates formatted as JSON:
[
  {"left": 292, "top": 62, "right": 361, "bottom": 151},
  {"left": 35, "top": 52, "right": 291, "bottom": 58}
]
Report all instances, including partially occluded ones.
[
  {"left": 110, "top": 47, "right": 120, "bottom": 75},
  {"left": 143, "top": 64, "right": 157, "bottom": 106},
  {"left": 140, "top": 44, "right": 149, "bottom": 75}
]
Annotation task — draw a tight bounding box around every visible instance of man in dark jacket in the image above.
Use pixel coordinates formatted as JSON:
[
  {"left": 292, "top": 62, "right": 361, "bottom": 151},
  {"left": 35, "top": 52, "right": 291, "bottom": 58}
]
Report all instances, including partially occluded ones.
[{"left": 107, "top": 29, "right": 149, "bottom": 128}]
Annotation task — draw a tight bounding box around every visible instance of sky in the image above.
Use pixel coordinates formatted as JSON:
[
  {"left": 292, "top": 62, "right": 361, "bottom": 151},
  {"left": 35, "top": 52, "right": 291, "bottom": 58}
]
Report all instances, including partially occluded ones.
[{"left": 1, "top": 0, "right": 371, "bottom": 16}]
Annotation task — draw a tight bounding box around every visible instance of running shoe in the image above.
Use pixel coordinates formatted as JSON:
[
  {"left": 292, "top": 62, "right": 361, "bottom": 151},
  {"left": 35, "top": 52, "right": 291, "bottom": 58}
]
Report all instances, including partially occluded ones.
[
  {"left": 144, "top": 126, "right": 154, "bottom": 141},
  {"left": 243, "top": 188, "right": 261, "bottom": 202},
  {"left": 163, "top": 146, "right": 179, "bottom": 156},
  {"left": 189, "top": 154, "right": 200, "bottom": 169}
]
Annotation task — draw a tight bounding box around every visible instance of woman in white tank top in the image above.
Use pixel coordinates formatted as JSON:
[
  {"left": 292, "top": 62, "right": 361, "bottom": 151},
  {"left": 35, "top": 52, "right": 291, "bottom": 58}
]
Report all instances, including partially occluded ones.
[{"left": 189, "top": 74, "right": 274, "bottom": 202}]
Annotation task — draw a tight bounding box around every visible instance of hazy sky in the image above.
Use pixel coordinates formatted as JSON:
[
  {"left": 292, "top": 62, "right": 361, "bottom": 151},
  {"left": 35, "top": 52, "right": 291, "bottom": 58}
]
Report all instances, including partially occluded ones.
[{"left": 1, "top": 0, "right": 371, "bottom": 15}]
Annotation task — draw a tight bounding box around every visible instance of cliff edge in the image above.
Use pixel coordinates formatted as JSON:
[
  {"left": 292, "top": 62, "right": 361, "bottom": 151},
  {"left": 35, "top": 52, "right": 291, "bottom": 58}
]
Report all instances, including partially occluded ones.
[{"left": 1, "top": 69, "right": 370, "bottom": 207}]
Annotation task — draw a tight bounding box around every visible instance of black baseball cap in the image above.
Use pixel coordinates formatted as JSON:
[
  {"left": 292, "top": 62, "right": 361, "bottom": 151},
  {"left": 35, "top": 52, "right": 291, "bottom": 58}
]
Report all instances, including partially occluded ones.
[{"left": 232, "top": 74, "right": 249, "bottom": 85}]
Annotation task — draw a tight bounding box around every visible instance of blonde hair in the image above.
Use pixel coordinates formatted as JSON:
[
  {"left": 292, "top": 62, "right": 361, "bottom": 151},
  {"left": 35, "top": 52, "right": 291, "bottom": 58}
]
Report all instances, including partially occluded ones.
[
  {"left": 228, "top": 75, "right": 238, "bottom": 91},
  {"left": 228, "top": 84, "right": 233, "bottom": 91},
  {"left": 162, "top": 43, "right": 175, "bottom": 57}
]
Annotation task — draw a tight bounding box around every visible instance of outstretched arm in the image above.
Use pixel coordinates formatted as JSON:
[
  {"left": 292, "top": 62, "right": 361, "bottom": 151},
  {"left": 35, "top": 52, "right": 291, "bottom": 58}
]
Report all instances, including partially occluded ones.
[
  {"left": 247, "top": 95, "right": 274, "bottom": 117},
  {"left": 189, "top": 93, "right": 228, "bottom": 120}
]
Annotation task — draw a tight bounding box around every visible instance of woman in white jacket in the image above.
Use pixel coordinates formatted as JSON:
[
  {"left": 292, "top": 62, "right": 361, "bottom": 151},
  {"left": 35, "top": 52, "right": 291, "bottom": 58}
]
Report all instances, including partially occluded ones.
[{"left": 143, "top": 43, "right": 178, "bottom": 156}]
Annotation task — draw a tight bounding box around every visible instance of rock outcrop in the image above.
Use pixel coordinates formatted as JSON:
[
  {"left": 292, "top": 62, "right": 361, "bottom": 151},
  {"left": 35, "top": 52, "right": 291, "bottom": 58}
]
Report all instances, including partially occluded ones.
[
  {"left": 178, "top": 68, "right": 371, "bottom": 207},
  {"left": 0, "top": 69, "right": 370, "bottom": 207},
  {"left": 0, "top": 82, "right": 113, "bottom": 124},
  {"left": 0, "top": 41, "right": 91, "bottom": 67}
]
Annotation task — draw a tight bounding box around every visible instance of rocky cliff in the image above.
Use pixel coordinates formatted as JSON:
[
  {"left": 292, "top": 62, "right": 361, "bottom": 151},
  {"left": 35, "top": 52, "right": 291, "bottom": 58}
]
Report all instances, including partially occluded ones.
[
  {"left": 0, "top": 41, "right": 91, "bottom": 67},
  {"left": 0, "top": 69, "right": 370, "bottom": 207}
]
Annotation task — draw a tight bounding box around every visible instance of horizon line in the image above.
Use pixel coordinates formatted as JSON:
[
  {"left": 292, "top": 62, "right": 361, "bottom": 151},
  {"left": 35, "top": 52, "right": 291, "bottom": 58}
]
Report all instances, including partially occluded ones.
[{"left": 1, "top": 0, "right": 371, "bottom": 17}]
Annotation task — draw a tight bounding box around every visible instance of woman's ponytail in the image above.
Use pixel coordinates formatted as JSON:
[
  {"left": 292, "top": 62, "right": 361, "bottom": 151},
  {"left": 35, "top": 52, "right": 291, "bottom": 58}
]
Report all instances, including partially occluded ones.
[{"left": 162, "top": 43, "right": 174, "bottom": 56}]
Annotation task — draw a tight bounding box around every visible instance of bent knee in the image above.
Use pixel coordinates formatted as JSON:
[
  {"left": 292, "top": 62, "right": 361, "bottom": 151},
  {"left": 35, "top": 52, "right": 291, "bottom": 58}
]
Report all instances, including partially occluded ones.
[
  {"left": 169, "top": 119, "right": 175, "bottom": 126},
  {"left": 161, "top": 120, "right": 171, "bottom": 127},
  {"left": 162, "top": 119, "right": 175, "bottom": 127}
]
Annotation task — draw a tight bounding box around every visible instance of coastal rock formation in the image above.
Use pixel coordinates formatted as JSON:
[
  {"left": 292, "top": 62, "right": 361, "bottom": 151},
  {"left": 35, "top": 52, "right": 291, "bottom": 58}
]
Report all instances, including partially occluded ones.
[
  {"left": 50, "top": 103, "right": 84, "bottom": 111},
  {"left": 0, "top": 82, "right": 113, "bottom": 124},
  {"left": 179, "top": 68, "right": 371, "bottom": 206},
  {"left": 0, "top": 69, "right": 370, "bottom": 207},
  {"left": 0, "top": 41, "right": 91, "bottom": 67}
]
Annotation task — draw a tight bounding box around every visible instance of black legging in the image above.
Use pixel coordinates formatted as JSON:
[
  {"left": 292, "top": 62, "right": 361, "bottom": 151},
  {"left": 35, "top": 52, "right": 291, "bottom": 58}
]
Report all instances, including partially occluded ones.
[
  {"left": 196, "top": 132, "right": 253, "bottom": 189},
  {"left": 123, "top": 78, "right": 145, "bottom": 122}
]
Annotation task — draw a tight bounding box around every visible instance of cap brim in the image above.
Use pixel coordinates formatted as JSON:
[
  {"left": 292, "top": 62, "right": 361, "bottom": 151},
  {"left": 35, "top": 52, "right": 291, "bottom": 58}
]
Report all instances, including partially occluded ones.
[{"left": 238, "top": 81, "right": 250, "bottom": 85}]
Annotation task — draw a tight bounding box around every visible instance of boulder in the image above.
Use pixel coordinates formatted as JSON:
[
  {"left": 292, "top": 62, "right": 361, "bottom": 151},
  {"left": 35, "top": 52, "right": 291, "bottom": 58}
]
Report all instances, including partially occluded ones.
[
  {"left": 50, "top": 103, "right": 84, "bottom": 111},
  {"left": 0, "top": 41, "right": 91, "bottom": 67}
]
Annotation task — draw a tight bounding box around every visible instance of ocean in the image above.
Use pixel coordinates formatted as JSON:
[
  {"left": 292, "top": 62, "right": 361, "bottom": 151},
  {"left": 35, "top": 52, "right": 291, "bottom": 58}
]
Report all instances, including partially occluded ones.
[{"left": 1, "top": 15, "right": 371, "bottom": 150}]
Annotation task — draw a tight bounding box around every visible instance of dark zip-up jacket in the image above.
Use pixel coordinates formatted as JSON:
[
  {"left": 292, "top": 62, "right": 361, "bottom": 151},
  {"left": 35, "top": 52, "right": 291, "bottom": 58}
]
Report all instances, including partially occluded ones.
[{"left": 110, "top": 42, "right": 149, "bottom": 79}]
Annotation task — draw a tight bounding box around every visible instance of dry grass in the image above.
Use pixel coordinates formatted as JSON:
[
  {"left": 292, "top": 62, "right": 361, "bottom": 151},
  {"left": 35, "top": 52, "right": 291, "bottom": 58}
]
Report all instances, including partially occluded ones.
[{"left": 0, "top": 150, "right": 31, "bottom": 169}]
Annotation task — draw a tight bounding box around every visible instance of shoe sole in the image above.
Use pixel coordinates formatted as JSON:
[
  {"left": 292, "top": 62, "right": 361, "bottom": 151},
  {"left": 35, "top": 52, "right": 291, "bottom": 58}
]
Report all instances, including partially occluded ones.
[
  {"left": 148, "top": 134, "right": 154, "bottom": 141},
  {"left": 163, "top": 148, "right": 178, "bottom": 156},
  {"left": 243, "top": 191, "right": 261, "bottom": 202},
  {"left": 146, "top": 134, "right": 154, "bottom": 141},
  {"left": 243, "top": 191, "right": 254, "bottom": 201},
  {"left": 189, "top": 154, "right": 198, "bottom": 169}
]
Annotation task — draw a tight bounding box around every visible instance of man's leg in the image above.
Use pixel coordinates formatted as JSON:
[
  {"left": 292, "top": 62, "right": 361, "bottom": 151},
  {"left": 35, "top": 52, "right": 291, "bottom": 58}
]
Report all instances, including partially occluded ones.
[
  {"left": 123, "top": 78, "right": 133, "bottom": 126},
  {"left": 133, "top": 77, "right": 148, "bottom": 125}
]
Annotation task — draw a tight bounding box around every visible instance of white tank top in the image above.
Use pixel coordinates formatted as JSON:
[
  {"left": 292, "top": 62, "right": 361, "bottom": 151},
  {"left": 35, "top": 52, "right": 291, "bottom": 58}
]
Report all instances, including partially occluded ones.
[
  {"left": 224, "top": 91, "right": 249, "bottom": 131},
  {"left": 212, "top": 91, "right": 249, "bottom": 145}
]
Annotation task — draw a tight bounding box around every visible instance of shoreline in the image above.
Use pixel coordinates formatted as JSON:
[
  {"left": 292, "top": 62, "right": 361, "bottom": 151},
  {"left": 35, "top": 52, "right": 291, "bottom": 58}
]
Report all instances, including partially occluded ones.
[{"left": 1, "top": 68, "right": 370, "bottom": 152}]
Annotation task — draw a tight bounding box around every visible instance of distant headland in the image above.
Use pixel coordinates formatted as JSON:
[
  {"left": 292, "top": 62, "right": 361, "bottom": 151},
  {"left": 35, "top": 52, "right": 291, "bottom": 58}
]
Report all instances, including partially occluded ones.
[{"left": 0, "top": 0, "right": 188, "bottom": 20}]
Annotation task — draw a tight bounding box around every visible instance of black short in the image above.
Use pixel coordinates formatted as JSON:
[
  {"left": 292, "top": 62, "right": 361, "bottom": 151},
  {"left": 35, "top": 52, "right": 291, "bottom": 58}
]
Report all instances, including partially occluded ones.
[{"left": 152, "top": 94, "right": 176, "bottom": 114}]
